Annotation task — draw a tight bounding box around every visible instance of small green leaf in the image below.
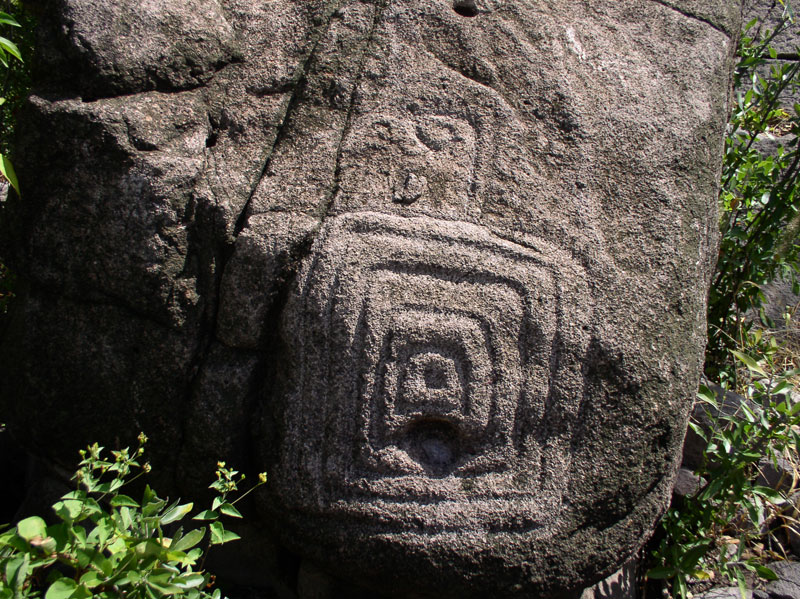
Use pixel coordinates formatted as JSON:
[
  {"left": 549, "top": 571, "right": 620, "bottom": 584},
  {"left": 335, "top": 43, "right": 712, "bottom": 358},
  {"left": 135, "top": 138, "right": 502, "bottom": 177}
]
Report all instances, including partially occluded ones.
[
  {"left": 170, "top": 528, "right": 205, "bottom": 552},
  {"left": 75, "top": 548, "right": 97, "bottom": 570},
  {"left": 46, "top": 522, "right": 69, "bottom": 551},
  {"left": 145, "top": 574, "right": 182, "bottom": 596},
  {"left": 192, "top": 510, "right": 219, "bottom": 521},
  {"left": 0, "top": 153, "right": 20, "bottom": 196},
  {"left": 53, "top": 499, "right": 81, "bottom": 522},
  {"left": 732, "top": 350, "right": 768, "bottom": 377},
  {"left": 174, "top": 574, "right": 205, "bottom": 589},
  {"left": 218, "top": 503, "right": 243, "bottom": 518},
  {"left": 72, "top": 584, "right": 92, "bottom": 599},
  {"left": 697, "top": 384, "right": 719, "bottom": 408},
  {"left": 72, "top": 524, "right": 87, "bottom": 547},
  {"left": 142, "top": 484, "right": 157, "bottom": 504},
  {"left": 752, "top": 485, "right": 783, "bottom": 502},
  {"left": 87, "top": 516, "right": 114, "bottom": 547},
  {"left": 688, "top": 421, "right": 707, "bottom": 441},
  {"left": 646, "top": 565, "right": 677, "bottom": 579},
  {"left": 754, "top": 564, "right": 779, "bottom": 581},
  {"left": 679, "top": 542, "right": 711, "bottom": 570},
  {"left": 118, "top": 506, "right": 133, "bottom": 531},
  {"left": 60, "top": 490, "right": 87, "bottom": 501},
  {"left": 5, "top": 555, "right": 29, "bottom": 590},
  {"left": 17, "top": 516, "right": 47, "bottom": 541},
  {"left": 0, "top": 12, "right": 20, "bottom": 27},
  {"left": 46, "top": 578, "right": 78, "bottom": 599},
  {"left": 79, "top": 571, "right": 105, "bottom": 589},
  {"left": 209, "top": 521, "right": 240, "bottom": 545},
  {"left": 0, "top": 36, "right": 22, "bottom": 62},
  {"left": 770, "top": 380, "right": 793, "bottom": 396},
  {"left": 161, "top": 502, "right": 193, "bottom": 525},
  {"left": 134, "top": 539, "right": 165, "bottom": 558}
]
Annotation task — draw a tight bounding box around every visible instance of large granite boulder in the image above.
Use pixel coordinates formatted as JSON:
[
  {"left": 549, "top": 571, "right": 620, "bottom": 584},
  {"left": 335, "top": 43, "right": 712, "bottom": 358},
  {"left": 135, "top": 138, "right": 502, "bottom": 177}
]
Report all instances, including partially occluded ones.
[{"left": 0, "top": 0, "right": 742, "bottom": 597}]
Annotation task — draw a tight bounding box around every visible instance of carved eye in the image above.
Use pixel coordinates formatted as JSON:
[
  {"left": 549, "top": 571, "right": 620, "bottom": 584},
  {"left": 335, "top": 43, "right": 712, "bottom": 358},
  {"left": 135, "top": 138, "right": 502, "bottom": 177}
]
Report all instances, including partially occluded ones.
[{"left": 453, "top": 0, "right": 478, "bottom": 17}]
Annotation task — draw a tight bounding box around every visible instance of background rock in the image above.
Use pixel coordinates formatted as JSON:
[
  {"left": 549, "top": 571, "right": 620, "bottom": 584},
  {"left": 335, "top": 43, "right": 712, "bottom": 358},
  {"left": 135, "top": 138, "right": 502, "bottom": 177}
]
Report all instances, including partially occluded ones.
[{"left": 764, "top": 561, "right": 800, "bottom": 599}]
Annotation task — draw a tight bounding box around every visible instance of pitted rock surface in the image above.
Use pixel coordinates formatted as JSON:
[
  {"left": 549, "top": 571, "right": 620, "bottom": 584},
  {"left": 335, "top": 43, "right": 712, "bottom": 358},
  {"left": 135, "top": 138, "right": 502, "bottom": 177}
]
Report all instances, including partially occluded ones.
[{"left": 1, "top": 1, "right": 742, "bottom": 597}]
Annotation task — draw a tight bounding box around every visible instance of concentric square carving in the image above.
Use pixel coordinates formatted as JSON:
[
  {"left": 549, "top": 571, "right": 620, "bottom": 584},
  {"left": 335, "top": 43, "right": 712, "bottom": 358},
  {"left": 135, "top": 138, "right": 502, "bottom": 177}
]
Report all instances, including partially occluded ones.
[{"left": 276, "top": 212, "right": 592, "bottom": 533}]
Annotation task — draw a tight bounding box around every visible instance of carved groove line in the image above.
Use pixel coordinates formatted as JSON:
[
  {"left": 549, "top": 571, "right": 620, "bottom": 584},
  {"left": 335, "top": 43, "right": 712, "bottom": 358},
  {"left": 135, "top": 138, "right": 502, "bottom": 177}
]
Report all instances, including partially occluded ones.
[
  {"left": 232, "top": 0, "right": 347, "bottom": 237},
  {"left": 323, "top": 0, "right": 392, "bottom": 217},
  {"left": 650, "top": 0, "right": 731, "bottom": 37}
]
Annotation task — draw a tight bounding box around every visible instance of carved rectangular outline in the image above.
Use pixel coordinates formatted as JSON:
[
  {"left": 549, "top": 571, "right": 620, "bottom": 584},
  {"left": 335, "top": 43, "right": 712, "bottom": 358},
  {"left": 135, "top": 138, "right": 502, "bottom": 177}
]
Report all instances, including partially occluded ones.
[{"left": 279, "top": 212, "right": 592, "bottom": 533}]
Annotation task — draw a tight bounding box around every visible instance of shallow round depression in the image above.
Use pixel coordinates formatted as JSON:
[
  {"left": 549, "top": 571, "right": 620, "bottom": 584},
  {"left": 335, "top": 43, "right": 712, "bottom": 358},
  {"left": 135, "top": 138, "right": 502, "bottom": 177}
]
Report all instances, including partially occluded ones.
[
  {"left": 453, "top": 0, "right": 479, "bottom": 17},
  {"left": 402, "top": 420, "right": 461, "bottom": 477}
]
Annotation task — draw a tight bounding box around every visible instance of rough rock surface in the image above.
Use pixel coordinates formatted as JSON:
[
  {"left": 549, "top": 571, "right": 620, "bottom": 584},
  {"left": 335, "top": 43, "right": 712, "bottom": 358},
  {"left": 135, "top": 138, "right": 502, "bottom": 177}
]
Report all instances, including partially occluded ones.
[
  {"left": 0, "top": 0, "right": 741, "bottom": 597},
  {"left": 579, "top": 560, "right": 637, "bottom": 599},
  {"left": 763, "top": 561, "right": 800, "bottom": 599},
  {"left": 697, "top": 588, "right": 754, "bottom": 599}
]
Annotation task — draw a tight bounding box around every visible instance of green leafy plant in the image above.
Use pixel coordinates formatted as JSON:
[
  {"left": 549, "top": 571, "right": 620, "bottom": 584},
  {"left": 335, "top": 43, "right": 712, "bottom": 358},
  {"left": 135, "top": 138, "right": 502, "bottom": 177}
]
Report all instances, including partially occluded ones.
[
  {"left": 0, "top": 0, "right": 29, "bottom": 317},
  {"left": 648, "top": 348, "right": 800, "bottom": 598},
  {"left": 0, "top": 0, "right": 32, "bottom": 157},
  {"left": 0, "top": 6, "right": 22, "bottom": 196},
  {"left": 0, "top": 434, "right": 266, "bottom": 598},
  {"left": 707, "top": 5, "right": 800, "bottom": 375}
]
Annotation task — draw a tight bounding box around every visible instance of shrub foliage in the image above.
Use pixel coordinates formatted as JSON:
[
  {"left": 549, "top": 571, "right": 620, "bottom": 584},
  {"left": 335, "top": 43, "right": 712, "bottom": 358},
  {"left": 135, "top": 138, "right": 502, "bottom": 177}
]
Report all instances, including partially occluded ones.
[
  {"left": 708, "top": 11, "right": 800, "bottom": 373},
  {"left": 0, "top": 435, "right": 266, "bottom": 599}
]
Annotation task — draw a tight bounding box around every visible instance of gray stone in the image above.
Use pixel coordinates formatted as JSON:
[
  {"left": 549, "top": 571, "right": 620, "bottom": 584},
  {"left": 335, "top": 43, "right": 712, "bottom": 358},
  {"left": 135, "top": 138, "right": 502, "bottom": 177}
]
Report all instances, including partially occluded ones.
[
  {"left": 758, "top": 457, "right": 796, "bottom": 493},
  {"left": 217, "top": 212, "right": 319, "bottom": 349},
  {"left": 765, "top": 561, "right": 800, "bottom": 599},
  {"left": 674, "top": 467, "right": 705, "bottom": 498},
  {"left": 781, "top": 493, "right": 800, "bottom": 557},
  {"left": 750, "top": 276, "right": 800, "bottom": 348},
  {"left": 0, "top": 1, "right": 742, "bottom": 597},
  {"left": 744, "top": 0, "right": 798, "bottom": 56},
  {"left": 30, "top": 0, "right": 241, "bottom": 98},
  {"left": 790, "top": 527, "right": 800, "bottom": 558},
  {"left": 695, "top": 587, "right": 753, "bottom": 599},
  {"left": 580, "top": 560, "right": 637, "bottom": 599},
  {"left": 696, "top": 588, "right": 753, "bottom": 599}
]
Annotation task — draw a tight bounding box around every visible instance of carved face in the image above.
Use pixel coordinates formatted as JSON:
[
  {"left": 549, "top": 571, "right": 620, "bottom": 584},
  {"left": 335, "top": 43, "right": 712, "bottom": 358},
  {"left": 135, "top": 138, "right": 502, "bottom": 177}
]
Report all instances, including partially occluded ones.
[{"left": 6, "top": 0, "right": 738, "bottom": 597}]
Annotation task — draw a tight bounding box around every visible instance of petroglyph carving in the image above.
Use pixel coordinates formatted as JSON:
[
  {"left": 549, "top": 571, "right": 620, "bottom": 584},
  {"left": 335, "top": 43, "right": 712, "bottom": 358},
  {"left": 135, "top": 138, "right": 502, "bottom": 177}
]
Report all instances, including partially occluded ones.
[
  {"left": 1, "top": 0, "right": 742, "bottom": 597},
  {"left": 275, "top": 212, "right": 591, "bottom": 534}
]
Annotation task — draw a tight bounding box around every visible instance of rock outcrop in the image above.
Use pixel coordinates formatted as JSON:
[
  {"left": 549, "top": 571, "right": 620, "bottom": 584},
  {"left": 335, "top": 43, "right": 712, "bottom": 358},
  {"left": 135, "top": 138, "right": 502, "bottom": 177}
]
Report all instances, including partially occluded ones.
[{"left": 0, "top": 1, "right": 742, "bottom": 597}]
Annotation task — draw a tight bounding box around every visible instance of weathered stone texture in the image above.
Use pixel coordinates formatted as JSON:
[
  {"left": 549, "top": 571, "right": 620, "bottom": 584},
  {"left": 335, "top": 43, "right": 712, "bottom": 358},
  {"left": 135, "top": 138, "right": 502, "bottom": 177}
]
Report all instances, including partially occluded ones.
[
  {"left": 30, "top": 0, "right": 241, "bottom": 97},
  {"left": 0, "top": 1, "right": 742, "bottom": 597}
]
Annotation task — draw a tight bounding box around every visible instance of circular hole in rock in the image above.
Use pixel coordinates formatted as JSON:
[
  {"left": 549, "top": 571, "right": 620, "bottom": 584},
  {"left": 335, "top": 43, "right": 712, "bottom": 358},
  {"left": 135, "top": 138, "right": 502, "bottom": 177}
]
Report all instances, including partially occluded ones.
[
  {"left": 404, "top": 420, "right": 460, "bottom": 477},
  {"left": 453, "top": 0, "right": 478, "bottom": 17}
]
